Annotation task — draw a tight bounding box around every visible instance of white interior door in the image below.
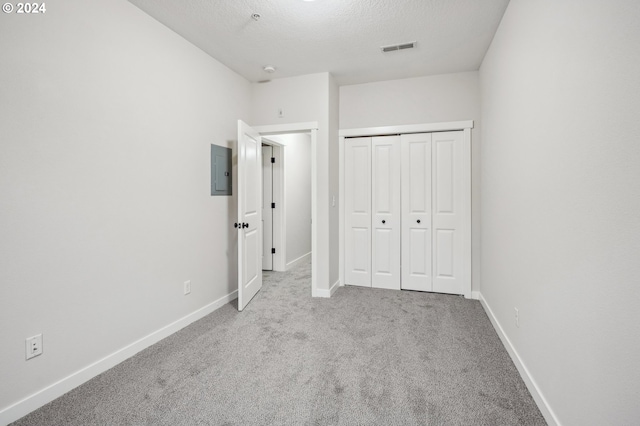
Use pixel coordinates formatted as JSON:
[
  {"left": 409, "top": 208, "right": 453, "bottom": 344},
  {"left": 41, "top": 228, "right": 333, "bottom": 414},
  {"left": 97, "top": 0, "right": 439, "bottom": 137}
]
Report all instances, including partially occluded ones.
[
  {"left": 432, "top": 131, "right": 464, "bottom": 295},
  {"left": 344, "top": 137, "right": 371, "bottom": 287},
  {"left": 401, "top": 133, "right": 433, "bottom": 291},
  {"left": 262, "top": 145, "right": 273, "bottom": 271},
  {"left": 371, "top": 136, "right": 401, "bottom": 290},
  {"left": 237, "top": 120, "right": 263, "bottom": 311}
]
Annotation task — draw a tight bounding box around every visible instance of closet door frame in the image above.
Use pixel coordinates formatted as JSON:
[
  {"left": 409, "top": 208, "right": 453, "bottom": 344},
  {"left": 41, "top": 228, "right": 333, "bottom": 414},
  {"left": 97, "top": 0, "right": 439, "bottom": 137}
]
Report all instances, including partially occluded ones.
[{"left": 339, "top": 121, "right": 473, "bottom": 299}]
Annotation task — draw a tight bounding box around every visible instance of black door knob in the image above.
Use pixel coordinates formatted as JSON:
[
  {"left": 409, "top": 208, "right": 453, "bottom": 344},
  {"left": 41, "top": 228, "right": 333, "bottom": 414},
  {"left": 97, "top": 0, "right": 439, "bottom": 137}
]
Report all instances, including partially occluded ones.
[
  {"left": 242, "top": 223, "right": 249, "bottom": 228},
  {"left": 382, "top": 220, "right": 386, "bottom": 224},
  {"left": 234, "top": 223, "right": 238, "bottom": 228},
  {"left": 417, "top": 219, "right": 421, "bottom": 224}
]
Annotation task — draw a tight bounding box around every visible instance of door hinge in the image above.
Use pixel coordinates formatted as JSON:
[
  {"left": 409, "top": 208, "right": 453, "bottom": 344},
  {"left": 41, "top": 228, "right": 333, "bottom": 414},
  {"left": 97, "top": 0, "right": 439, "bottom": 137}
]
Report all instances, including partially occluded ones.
[
  {"left": 271, "top": 202, "right": 276, "bottom": 209},
  {"left": 271, "top": 157, "right": 275, "bottom": 163},
  {"left": 271, "top": 248, "right": 276, "bottom": 254}
]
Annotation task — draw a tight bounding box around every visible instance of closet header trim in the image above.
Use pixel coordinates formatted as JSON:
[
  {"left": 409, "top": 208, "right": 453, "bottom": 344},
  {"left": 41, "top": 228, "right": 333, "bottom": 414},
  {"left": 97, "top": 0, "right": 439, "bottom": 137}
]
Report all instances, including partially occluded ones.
[{"left": 339, "top": 120, "right": 473, "bottom": 138}]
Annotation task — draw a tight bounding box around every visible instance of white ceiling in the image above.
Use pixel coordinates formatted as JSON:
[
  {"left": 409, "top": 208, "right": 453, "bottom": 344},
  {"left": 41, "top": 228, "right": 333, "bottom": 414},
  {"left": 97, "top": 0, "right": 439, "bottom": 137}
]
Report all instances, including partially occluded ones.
[{"left": 128, "top": 0, "right": 510, "bottom": 86}]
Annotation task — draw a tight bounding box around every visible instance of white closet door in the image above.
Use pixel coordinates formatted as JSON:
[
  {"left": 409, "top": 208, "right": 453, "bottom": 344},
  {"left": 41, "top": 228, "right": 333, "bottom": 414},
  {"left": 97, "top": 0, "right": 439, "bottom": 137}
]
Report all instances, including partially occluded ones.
[
  {"left": 401, "top": 133, "right": 433, "bottom": 291},
  {"left": 432, "top": 131, "right": 464, "bottom": 295},
  {"left": 371, "top": 136, "right": 401, "bottom": 290},
  {"left": 344, "top": 137, "right": 372, "bottom": 287}
]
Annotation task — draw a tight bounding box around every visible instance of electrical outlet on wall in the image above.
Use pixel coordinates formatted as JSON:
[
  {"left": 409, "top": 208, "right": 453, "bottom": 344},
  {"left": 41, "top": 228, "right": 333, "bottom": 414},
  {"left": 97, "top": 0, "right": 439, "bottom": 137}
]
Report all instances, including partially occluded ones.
[
  {"left": 26, "top": 334, "right": 43, "bottom": 360},
  {"left": 514, "top": 307, "right": 519, "bottom": 328},
  {"left": 184, "top": 280, "right": 191, "bottom": 295}
]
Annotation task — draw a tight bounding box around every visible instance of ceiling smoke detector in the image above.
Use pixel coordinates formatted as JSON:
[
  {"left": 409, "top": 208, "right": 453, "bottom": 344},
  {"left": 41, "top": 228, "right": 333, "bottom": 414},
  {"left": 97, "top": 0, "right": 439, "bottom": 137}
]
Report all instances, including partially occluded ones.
[
  {"left": 381, "top": 41, "right": 417, "bottom": 53},
  {"left": 263, "top": 65, "right": 276, "bottom": 73}
]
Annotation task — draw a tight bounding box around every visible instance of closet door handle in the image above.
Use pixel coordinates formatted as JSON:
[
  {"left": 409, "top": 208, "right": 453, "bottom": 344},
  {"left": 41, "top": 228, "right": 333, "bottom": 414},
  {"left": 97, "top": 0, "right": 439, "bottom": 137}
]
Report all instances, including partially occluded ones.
[
  {"left": 382, "top": 220, "right": 386, "bottom": 224},
  {"left": 417, "top": 219, "right": 421, "bottom": 224}
]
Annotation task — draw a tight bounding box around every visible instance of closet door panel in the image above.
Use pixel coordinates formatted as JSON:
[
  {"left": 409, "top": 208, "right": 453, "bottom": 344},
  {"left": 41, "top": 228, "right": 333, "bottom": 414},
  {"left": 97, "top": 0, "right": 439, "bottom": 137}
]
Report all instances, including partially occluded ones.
[
  {"left": 374, "top": 229, "right": 393, "bottom": 273},
  {"left": 432, "top": 131, "right": 464, "bottom": 295},
  {"left": 435, "top": 229, "right": 455, "bottom": 277},
  {"left": 345, "top": 137, "right": 372, "bottom": 287},
  {"left": 371, "top": 136, "right": 401, "bottom": 290},
  {"left": 401, "top": 133, "right": 433, "bottom": 291}
]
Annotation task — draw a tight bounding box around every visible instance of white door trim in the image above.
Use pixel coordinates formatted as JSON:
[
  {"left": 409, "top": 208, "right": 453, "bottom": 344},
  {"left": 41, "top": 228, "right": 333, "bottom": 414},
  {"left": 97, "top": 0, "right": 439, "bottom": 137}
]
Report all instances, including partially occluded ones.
[
  {"left": 254, "top": 122, "right": 319, "bottom": 134},
  {"left": 339, "top": 121, "right": 474, "bottom": 138},
  {"left": 254, "top": 122, "right": 319, "bottom": 297},
  {"left": 339, "top": 120, "right": 474, "bottom": 299}
]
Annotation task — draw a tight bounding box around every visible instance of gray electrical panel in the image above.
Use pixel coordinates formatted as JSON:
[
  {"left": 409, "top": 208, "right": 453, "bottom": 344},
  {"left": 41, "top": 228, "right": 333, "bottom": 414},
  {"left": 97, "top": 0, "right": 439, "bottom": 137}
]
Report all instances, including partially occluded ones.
[{"left": 211, "top": 144, "right": 232, "bottom": 196}]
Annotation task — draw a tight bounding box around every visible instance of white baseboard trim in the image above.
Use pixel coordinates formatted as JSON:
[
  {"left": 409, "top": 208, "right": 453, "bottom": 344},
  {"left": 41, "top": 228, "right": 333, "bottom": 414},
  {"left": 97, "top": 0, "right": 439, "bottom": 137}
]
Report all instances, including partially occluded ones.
[
  {"left": 471, "top": 291, "right": 480, "bottom": 300},
  {"left": 285, "top": 252, "right": 312, "bottom": 271},
  {"left": 0, "top": 290, "right": 238, "bottom": 426},
  {"left": 329, "top": 279, "right": 340, "bottom": 296},
  {"left": 478, "top": 293, "right": 561, "bottom": 426},
  {"left": 312, "top": 279, "right": 340, "bottom": 298}
]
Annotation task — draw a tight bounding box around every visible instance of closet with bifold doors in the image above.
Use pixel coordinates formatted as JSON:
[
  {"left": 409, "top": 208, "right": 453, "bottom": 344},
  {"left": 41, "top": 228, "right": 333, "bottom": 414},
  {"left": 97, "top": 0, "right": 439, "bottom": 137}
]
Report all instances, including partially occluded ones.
[{"left": 342, "top": 125, "right": 471, "bottom": 297}]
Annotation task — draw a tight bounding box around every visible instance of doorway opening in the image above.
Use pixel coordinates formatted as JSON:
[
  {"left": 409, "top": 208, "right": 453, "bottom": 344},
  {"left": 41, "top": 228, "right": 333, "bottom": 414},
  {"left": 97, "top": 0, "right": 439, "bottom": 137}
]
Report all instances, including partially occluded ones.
[
  {"left": 261, "top": 133, "right": 312, "bottom": 276},
  {"left": 237, "top": 120, "right": 319, "bottom": 311},
  {"left": 252, "top": 122, "right": 319, "bottom": 300}
]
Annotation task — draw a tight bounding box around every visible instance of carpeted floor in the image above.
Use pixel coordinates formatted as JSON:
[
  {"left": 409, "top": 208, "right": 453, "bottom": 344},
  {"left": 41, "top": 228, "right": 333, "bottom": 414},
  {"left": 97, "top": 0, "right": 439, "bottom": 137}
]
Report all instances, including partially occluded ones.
[{"left": 13, "top": 260, "right": 546, "bottom": 425}]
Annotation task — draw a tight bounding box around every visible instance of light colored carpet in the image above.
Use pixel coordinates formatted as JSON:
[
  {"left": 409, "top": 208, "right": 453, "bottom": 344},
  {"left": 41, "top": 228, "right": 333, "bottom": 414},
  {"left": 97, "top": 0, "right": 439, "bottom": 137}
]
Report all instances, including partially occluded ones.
[{"left": 13, "top": 260, "right": 546, "bottom": 425}]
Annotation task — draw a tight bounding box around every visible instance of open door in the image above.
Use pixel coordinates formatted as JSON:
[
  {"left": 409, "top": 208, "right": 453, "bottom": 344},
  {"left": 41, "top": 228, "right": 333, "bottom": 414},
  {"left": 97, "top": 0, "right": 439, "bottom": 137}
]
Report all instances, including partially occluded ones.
[
  {"left": 237, "top": 120, "right": 263, "bottom": 311},
  {"left": 262, "top": 145, "right": 274, "bottom": 271}
]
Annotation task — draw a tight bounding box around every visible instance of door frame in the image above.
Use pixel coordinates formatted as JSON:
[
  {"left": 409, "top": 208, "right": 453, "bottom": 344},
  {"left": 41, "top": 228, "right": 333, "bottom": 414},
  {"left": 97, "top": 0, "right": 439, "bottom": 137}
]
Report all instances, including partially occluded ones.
[
  {"left": 339, "top": 120, "right": 474, "bottom": 299},
  {"left": 253, "top": 122, "right": 319, "bottom": 297}
]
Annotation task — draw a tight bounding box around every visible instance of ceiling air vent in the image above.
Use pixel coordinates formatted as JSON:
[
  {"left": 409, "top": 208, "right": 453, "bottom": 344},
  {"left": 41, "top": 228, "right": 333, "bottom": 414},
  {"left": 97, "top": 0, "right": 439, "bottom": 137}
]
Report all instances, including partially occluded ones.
[{"left": 381, "top": 41, "right": 417, "bottom": 53}]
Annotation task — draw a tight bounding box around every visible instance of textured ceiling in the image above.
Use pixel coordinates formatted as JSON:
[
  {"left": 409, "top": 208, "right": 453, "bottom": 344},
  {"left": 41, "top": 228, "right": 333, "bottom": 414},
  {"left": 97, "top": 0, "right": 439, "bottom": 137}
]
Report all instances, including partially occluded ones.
[{"left": 128, "top": 0, "right": 510, "bottom": 85}]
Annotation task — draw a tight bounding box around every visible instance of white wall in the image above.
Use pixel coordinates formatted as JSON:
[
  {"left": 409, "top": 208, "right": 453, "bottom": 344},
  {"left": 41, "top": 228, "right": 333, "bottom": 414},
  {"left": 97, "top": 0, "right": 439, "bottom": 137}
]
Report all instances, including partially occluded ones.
[
  {"left": 479, "top": 1, "right": 640, "bottom": 424},
  {"left": 340, "top": 72, "right": 482, "bottom": 293},
  {"left": 340, "top": 71, "right": 480, "bottom": 130},
  {"left": 0, "top": 0, "right": 251, "bottom": 421},
  {"left": 251, "top": 73, "right": 338, "bottom": 291},
  {"left": 281, "top": 135, "right": 312, "bottom": 266}
]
